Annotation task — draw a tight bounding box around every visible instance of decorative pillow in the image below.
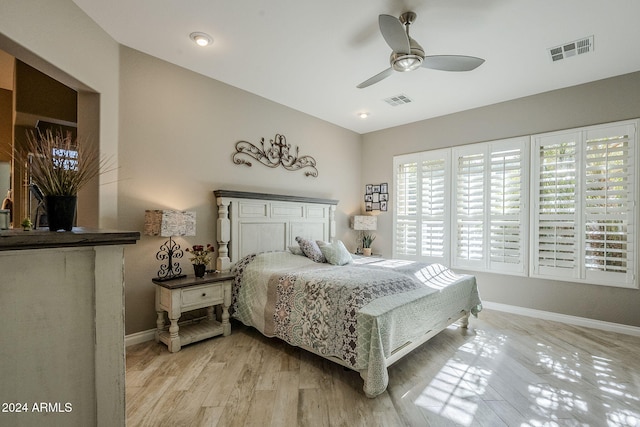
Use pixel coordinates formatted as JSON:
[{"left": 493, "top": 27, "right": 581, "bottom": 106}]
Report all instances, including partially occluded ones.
[
  {"left": 288, "top": 245, "right": 305, "bottom": 256},
  {"left": 317, "top": 240, "right": 353, "bottom": 266},
  {"left": 295, "top": 236, "right": 326, "bottom": 263}
]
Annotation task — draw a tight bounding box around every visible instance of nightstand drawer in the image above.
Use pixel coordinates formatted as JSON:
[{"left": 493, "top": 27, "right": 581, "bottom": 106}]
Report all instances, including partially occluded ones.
[{"left": 181, "top": 284, "right": 223, "bottom": 306}]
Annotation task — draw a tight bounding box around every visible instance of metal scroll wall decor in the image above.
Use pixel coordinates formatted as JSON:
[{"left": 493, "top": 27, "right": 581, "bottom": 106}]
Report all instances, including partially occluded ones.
[{"left": 232, "top": 133, "right": 318, "bottom": 177}]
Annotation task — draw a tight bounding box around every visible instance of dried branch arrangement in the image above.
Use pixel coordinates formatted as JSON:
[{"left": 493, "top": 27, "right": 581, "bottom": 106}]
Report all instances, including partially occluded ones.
[{"left": 21, "top": 129, "right": 111, "bottom": 196}]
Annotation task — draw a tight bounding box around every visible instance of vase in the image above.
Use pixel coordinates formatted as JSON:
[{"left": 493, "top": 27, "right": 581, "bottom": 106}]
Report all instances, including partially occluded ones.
[
  {"left": 45, "top": 195, "right": 77, "bottom": 231},
  {"left": 193, "top": 264, "right": 206, "bottom": 278},
  {"left": 363, "top": 248, "right": 372, "bottom": 256}
]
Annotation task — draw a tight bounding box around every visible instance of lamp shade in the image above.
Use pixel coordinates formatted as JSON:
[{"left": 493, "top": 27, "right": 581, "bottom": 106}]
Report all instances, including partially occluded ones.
[
  {"left": 144, "top": 210, "right": 196, "bottom": 237},
  {"left": 350, "top": 215, "right": 377, "bottom": 231}
]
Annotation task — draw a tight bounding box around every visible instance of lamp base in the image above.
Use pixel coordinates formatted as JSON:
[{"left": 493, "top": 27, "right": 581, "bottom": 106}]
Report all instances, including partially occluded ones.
[{"left": 154, "top": 236, "right": 186, "bottom": 282}]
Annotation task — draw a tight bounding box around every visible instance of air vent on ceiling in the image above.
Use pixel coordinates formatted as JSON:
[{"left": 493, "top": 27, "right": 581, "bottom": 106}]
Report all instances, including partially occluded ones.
[
  {"left": 548, "top": 36, "right": 594, "bottom": 62},
  {"left": 383, "top": 94, "right": 413, "bottom": 107}
]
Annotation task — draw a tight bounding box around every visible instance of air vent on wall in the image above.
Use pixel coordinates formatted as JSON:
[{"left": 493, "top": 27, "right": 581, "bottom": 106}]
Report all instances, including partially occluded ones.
[
  {"left": 383, "top": 94, "right": 413, "bottom": 106},
  {"left": 548, "top": 36, "right": 594, "bottom": 62}
]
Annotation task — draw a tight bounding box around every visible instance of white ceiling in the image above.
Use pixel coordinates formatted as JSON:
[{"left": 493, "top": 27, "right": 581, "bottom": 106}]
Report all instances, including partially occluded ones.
[{"left": 72, "top": 0, "right": 640, "bottom": 134}]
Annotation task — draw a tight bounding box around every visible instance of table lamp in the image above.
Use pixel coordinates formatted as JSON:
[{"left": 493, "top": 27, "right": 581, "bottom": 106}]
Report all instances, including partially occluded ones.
[
  {"left": 351, "top": 215, "right": 377, "bottom": 255},
  {"left": 144, "top": 209, "right": 196, "bottom": 281}
]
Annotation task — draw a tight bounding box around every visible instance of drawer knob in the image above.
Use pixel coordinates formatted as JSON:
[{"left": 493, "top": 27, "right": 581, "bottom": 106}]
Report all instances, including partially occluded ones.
[{"left": 202, "top": 293, "right": 207, "bottom": 297}]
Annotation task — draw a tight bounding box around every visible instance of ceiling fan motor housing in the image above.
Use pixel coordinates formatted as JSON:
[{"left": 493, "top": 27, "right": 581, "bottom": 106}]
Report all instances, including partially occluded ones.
[
  {"left": 390, "top": 52, "right": 423, "bottom": 72},
  {"left": 390, "top": 33, "right": 425, "bottom": 72}
]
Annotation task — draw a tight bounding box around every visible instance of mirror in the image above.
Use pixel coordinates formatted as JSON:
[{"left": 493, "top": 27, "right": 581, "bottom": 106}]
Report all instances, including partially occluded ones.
[
  {"left": 0, "top": 161, "right": 9, "bottom": 228},
  {"left": 0, "top": 161, "right": 9, "bottom": 198}
]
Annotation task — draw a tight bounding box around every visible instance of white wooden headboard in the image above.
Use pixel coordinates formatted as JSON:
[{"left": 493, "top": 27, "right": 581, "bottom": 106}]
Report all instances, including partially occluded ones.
[{"left": 213, "top": 190, "right": 338, "bottom": 271}]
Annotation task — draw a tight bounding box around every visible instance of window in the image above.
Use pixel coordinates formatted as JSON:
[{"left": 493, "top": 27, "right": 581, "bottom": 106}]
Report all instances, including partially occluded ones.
[
  {"left": 393, "top": 137, "right": 527, "bottom": 272},
  {"left": 393, "top": 149, "right": 451, "bottom": 264},
  {"left": 392, "top": 119, "right": 638, "bottom": 289},
  {"left": 452, "top": 138, "right": 528, "bottom": 274},
  {"left": 489, "top": 145, "right": 527, "bottom": 271},
  {"left": 453, "top": 147, "right": 485, "bottom": 268},
  {"left": 532, "top": 121, "right": 637, "bottom": 287}
]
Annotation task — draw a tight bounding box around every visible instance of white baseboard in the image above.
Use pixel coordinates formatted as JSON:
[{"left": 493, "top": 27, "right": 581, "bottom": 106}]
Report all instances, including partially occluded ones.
[
  {"left": 125, "top": 303, "right": 640, "bottom": 346},
  {"left": 125, "top": 328, "right": 156, "bottom": 347},
  {"left": 483, "top": 301, "right": 640, "bottom": 337}
]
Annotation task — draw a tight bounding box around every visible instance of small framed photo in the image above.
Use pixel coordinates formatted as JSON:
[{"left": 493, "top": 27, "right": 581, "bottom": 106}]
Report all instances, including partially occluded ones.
[
  {"left": 380, "top": 201, "right": 387, "bottom": 211},
  {"left": 380, "top": 183, "right": 388, "bottom": 194},
  {"left": 365, "top": 202, "right": 373, "bottom": 211},
  {"left": 372, "top": 185, "right": 381, "bottom": 193},
  {"left": 365, "top": 184, "right": 373, "bottom": 194}
]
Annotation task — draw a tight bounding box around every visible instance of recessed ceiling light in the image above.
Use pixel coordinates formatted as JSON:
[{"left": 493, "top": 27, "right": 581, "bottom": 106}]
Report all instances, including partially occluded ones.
[
  {"left": 359, "top": 112, "right": 369, "bottom": 119},
  {"left": 190, "top": 32, "right": 213, "bottom": 47}
]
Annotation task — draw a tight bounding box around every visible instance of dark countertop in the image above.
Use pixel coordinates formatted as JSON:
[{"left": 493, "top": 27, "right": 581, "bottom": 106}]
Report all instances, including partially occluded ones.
[
  {"left": 152, "top": 271, "right": 235, "bottom": 289},
  {"left": 0, "top": 227, "right": 140, "bottom": 251}
]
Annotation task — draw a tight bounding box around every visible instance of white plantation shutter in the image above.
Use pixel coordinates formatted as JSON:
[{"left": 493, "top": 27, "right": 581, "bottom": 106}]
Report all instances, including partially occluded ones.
[
  {"left": 420, "top": 157, "right": 448, "bottom": 259},
  {"left": 532, "top": 133, "right": 579, "bottom": 279},
  {"left": 395, "top": 158, "right": 418, "bottom": 256},
  {"left": 583, "top": 123, "right": 636, "bottom": 285},
  {"left": 532, "top": 120, "right": 637, "bottom": 288},
  {"left": 453, "top": 138, "right": 527, "bottom": 272},
  {"left": 393, "top": 150, "right": 450, "bottom": 263},
  {"left": 453, "top": 148, "right": 485, "bottom": 269},
  {"left": 489, "top": 140, "right": 528, "bottom": 273}
]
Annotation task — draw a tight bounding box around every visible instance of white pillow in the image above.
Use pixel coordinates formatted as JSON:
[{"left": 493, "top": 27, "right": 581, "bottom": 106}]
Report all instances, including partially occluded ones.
[{"left": 316, "top": 240, "right": 353, "bottom": 266}]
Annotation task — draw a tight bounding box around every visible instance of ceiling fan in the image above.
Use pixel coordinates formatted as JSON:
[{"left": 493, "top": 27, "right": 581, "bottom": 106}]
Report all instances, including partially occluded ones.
[{"left": 357, "top": 12, "right": 485, "bottom": 89}]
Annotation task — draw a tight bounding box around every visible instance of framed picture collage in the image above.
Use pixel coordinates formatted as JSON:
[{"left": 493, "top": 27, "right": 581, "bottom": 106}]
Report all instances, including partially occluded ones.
[{"left": 364, "top": 182, "right": 388, "bottom": 212}]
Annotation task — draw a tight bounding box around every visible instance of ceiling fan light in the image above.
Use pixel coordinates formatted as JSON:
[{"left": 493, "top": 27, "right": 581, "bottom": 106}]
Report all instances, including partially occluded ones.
[
  {"left": 392, "top": 54, "right": 422, "bottom": 72},
  {"left": 190, "top": 32, "right": 212, "bottom": 47}
]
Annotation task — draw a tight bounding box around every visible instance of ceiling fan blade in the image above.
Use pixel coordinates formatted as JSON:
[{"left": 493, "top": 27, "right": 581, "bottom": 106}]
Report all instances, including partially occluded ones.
[
  {"left": 422, "top": 55, "right": 485, "bottom": 72},
  {"left": 379, "top": 14, "right": 410, "bottom": 53},
  {"left": 357, "top": 68, "right": 393, "bottom": 89}
]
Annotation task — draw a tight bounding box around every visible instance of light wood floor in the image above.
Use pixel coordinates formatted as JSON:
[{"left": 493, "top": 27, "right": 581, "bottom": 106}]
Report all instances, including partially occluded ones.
[{"left": 125, "top": 309, "right": 640, "bottom": 426}]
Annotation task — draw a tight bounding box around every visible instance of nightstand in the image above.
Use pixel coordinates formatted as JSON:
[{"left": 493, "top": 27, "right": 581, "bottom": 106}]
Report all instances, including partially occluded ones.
[{"left": 153, "top": 271, "right": 234, "bottom": 353}]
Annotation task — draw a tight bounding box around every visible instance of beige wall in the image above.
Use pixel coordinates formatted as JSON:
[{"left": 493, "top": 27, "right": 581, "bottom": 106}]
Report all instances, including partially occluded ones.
[
  {"left": 362, "top": 72, "right": 640, "bottom": 327},
  {"left": 118, "top": 47, "right": 362, "bottom": 334}
]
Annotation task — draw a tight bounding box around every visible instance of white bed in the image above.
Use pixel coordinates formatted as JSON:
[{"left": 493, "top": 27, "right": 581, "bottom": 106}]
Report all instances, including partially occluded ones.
[{"left": 214, "top": 189, "right": 482, "bottom": 397}]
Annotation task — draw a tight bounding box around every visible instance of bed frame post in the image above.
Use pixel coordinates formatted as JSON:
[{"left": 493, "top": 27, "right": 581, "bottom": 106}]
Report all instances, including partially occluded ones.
[
  {"left": 459, "top": 311, "right": 470, "bottom": 328},
  {"left": 329, "top": 204, "right": 336, "bottom": 242},
  {"left": 216, "top": 196, "right": 231, "bottom": 271}
]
